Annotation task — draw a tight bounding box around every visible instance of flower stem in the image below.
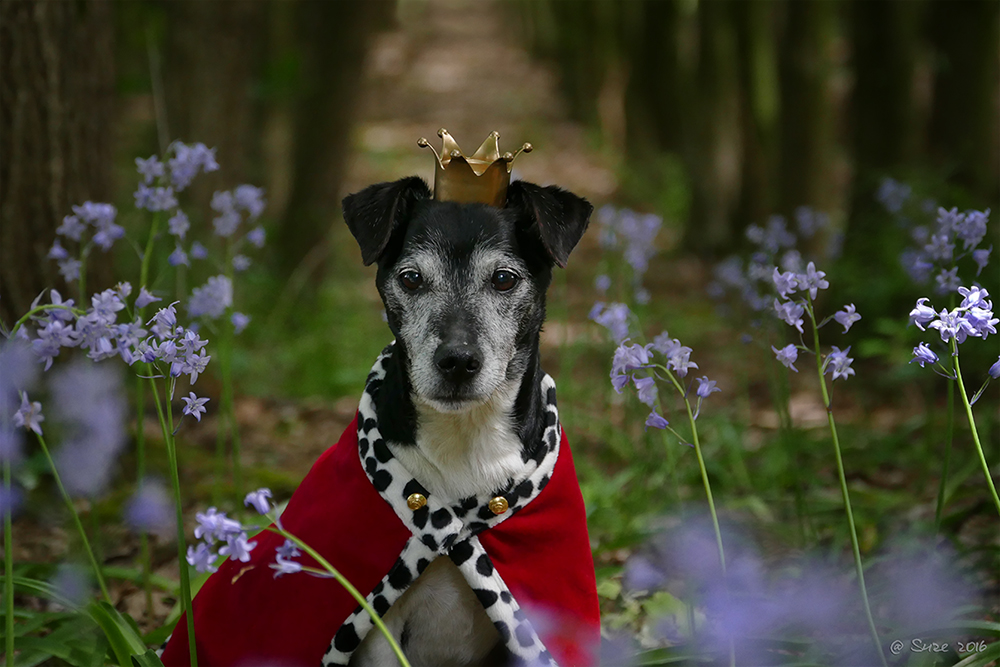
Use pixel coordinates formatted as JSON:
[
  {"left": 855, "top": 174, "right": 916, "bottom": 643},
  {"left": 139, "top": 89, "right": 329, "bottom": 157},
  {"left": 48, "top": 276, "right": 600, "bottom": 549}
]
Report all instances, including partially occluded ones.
[
  {"left": 659, "top": 367, "right": 732, "bottom": 667},
  {"left": 8, "top": 304, "right": 84, "bottom": 339},
  {"left": 951, "top": 341, "right": 1000, "bottom": 516},
  {"left": 806, "top": 305, "right": 886, "bottom": 667},
  {"left": 148, "top": 376, "right": 198, "bottom": 666},
  {"left": 267, "top": 528, "right": 412, "bottom": 667},
  {"left": 136, "top": 213, "right": 160, "bottom": 619},
  {"left": 33, "top": 433, "right": 111, "bottom": 603},
  {"left": 934, "top": 380, "right": 955, "bottom": 532},
  {"left": 4, "top": 460, "right": 15, "bottom": 667},
  {"left": 134, "top": 376, "right": 155, "bottom": 619}
]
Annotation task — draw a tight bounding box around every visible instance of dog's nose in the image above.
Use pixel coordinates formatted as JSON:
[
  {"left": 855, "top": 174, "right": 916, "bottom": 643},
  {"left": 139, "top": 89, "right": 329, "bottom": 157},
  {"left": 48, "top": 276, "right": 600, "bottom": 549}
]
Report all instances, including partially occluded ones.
[{"left": 434, "top": 343, "right": 483, "bottom": 383}]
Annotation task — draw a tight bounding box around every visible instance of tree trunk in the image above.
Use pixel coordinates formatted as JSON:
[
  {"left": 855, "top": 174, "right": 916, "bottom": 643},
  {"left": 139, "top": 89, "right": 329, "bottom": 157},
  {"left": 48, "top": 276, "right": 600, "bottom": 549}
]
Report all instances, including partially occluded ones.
[
  {"left": 275, "top": 0, "right": 395, "bottom": 277},
  {"left": 926, "top": 0, "right": 1000, "bottom": 199},
  {"left": 0, "top": 0, "right": 116, "bottom": 326}
]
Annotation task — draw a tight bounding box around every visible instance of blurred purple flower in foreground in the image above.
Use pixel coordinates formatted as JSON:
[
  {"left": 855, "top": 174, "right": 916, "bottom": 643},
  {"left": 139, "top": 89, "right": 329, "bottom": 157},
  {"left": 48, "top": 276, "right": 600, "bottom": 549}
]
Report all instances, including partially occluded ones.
[
  {"left": 125, "top": 477, "right": 174, "bottom": 538},
  {"left": 50, "top": 360, "right": 127, "bottom": 497}
]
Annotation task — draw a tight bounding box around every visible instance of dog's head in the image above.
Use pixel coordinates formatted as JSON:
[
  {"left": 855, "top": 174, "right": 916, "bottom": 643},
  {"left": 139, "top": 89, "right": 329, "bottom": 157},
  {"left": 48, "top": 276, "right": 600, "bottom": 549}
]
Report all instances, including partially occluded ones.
[{"left": 343, "top": 177, "right": 591, "bottom": 412}]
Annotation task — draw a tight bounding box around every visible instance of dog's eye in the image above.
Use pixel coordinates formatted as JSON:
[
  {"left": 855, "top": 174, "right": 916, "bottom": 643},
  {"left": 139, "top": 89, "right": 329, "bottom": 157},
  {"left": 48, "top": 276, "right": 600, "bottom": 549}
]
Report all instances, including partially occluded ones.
[
  {"left": 399, "top": 270, "right": 423, "bottom": 291},
  {"left": 491, "top": 269, "right": 519, "bottom": 292}
]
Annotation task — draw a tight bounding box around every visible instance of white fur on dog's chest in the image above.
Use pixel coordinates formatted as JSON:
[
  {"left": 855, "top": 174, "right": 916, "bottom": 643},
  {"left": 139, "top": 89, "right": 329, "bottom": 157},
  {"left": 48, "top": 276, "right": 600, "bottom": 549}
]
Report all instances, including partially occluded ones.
[{"left": 392, "top": 382, "right": 527, "bottom": 499}]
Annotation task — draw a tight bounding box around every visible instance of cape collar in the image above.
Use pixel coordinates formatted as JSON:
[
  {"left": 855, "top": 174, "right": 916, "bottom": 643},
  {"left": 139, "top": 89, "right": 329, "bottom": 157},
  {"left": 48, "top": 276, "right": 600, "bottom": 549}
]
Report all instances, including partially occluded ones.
[{"left": 356, "top": 342, "right": 562, "bottom": 543}]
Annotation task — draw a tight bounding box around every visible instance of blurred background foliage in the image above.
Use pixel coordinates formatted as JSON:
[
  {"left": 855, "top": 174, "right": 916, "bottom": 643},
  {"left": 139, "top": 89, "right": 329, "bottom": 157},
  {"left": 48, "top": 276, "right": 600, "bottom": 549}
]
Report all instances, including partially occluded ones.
[{"left": 1, "top": 0, "right": 998, "bottom": 660}]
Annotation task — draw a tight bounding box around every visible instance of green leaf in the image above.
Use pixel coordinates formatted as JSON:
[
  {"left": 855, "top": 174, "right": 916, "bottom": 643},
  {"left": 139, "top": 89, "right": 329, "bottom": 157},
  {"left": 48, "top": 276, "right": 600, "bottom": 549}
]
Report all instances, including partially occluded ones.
[
  {"left": 952, "top": 640, "right": 1000, "bottom": 667},
  {"left": 85, "top": 600, "right": 148, "bottom": 666},
  {"left": 132, "top": 648, "right": 166, "bottom": 667}
]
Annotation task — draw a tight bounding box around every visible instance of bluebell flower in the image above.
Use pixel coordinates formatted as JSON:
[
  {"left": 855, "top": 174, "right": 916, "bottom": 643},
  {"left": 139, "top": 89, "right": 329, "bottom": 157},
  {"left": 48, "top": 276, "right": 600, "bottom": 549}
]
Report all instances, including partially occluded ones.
[
  {"left": 964, "top": 307, "right": 998, "bottom": 339},
  {"left": 31, "top": 319, "right": 76, "bottom": 370},
  {"left": 972, "top": 247, "right": 991, "bottom": 276},
  {"left": 665, "top": 343, "right": 698, "bottom": 378},
  {"left": 695, "top": 377, "right": 721, "bottom": 399},
  {"left": 186, "top": 542, "right": 218, "bottom": 574},
  {"left": 645, "top": 410, "right": 669, "bottom": 431},
  {"left": 772, "top": 268, "right": 798, "bottom": 298},
  {"left": 910, "top": 343, "right": 938, "bottom": 368},
  {"left": 168, "top": 244, "right": 189, "bottom": 267},
  {"left": 57, "top": 258, "right": 81, "bottom": 283},
  {"left": 823, "top": 346, "right": 855, "bottom": 381},
  {"left": 247, "top": 226, "right": 266, "bottom": 248},
  {"left": 796, "top": 261, "right": 829, "bottom": 300},
  {"left": 233, "top": 184, "right": 266, "bottom": 220},
  {"left": 48, "top": 239, "right": 69, "bottom": 261},
  {"left": 772, "top": 344, "right": 799, "bottom": 372},
  {"left": 125, "top": 478, "right": 173, "bottom": 537},
  {"left": 958, "top": 286, "right": 991, "bottom": 310},
  {"left": 56, "top": 215, "right": 86, "bottom": 241},
  {"left": 594, "top": 274, "right": 611, "bottom": 293},
  {"left": 51, "top": 563, "right": 91, "bottom": 608},
  {"left": 13, "top": 392, "right": 44, "bottom": 435},
  {"left": 148, "top": 302, "right": 179, "bottom": 340},
  {"left": 188, "top": 276, "right": 233, "bottom": 320},
  {"left": 634, "top": 287, "right": 650, "bottom": 305},
  {"left": 909, "top": 298, "right": 936, "bottom": 330},
  {"left": 928, "top": 309, "right": 976, "bottom": 343},
  {"left": 135, "top": 287, "right": 161, "bottom": 309},
  {"left": 876, "top": 178, "right": 911, "bottom": 213},
  {"left": 589, "top": 302, "right": 631, "bottom": 342},
  {"left": 779, "top": 249, "right": 803, "bottom": 273},
  {"left": 955, "top": 209, "right": 988, "bottom": 250},
  {"left": 773, "top": 299, "right": 805, "bottom": 333},
  {"left": 833, "top": 304, "right": 861, "bottom": 333},
  {"left": 633, "top": 376, "right": 657, "bottom": 408},
  {"left": 936, "top": 207, "right": 963, "bottom": 232},
  {"left": 794, "top": 206, "right": 829, "bottom": 238},
  {"left": 169, "top": 142, "right": 219, "bottom": 191},
  {"left": 271, "top": 552, "right": 303, "bottom": 578},
  {"left": 232, "top": 255, "right": 251, "bottom": 272},
  {"left": 168, "top": 210, "right": 190, "bottom": 239},
  {"left": 135, "top": 155, "right": 165, "bottom": 184},
  {"left": 924, "top": 232, "right": 954, "bottom": 262},
  {"left": 181, "top": 392, "right": 209, "bottom": 422},
  {"left": 219, "top": 532, "right": 257, "bottom": 563},
  {"left": 244, "top": 488, "right": 272, "bottom": 514},
  {"left": 989, "top": 356, "right": 1000, "bottom": 379},
  {"left": 213, "top": 210, "right": 241, "bottom": 237},
  {"left": 50, "top": 360, "right": 127, "bottom": 497},
  {"left": 190, "top": 241, "right": 208, "bottom": 260},
  {"left": 231, "top": 312, "right": 250, "bottom": 334},
  {"left": 194, "top": 507, "right": 241, "bottom": 545},
  {"left": 934, "top": 267, "right": 960, "bottom": 294}
]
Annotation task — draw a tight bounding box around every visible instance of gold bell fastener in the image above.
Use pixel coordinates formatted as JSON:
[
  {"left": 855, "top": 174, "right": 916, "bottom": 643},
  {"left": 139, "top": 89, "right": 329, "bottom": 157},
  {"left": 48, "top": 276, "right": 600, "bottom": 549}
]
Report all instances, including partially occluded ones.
[
  {"left": 488, "top": 496, "right": 509, "bottom": 515},
  {"left": 407, "top": 493, "right": 427, "bottom": 510}
]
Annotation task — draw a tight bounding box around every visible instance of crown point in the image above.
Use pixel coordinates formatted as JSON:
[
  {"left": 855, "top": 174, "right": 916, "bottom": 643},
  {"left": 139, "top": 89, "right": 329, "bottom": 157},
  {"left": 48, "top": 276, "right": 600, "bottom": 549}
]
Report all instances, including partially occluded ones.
[
  {"left": 502, "top": 152, "right": 514, "bottom": 161},
  {"left": 450, "top": 149, "right": 461, "bottom": 158},
  {"left": 438, "top": 128, "right": 448, "bottom": 137},
  {"left": 417, "top": 137, "right": 429, "bottom": 147},
  {"left": 522, "top": 143, "right": 533, "bottom": 153}
]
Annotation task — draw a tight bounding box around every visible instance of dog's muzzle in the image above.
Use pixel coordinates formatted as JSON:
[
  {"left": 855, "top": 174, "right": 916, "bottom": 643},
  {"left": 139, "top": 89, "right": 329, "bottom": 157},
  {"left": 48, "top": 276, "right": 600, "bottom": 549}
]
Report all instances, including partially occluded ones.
[{"left": 433, "top": 341, "right": 483, "bottom": 385}]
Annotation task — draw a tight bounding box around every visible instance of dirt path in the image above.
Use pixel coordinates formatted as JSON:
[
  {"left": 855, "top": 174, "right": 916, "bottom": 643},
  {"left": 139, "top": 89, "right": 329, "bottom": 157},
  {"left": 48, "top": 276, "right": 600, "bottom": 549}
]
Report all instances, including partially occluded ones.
[{"left": 344, "top": 0, "right": 616, "bottom": 199}]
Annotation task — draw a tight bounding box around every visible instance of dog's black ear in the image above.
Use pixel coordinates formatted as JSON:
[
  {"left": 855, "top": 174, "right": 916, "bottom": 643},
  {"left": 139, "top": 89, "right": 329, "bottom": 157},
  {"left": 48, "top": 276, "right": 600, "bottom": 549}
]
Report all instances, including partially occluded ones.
[
  {"left": 342, "top": 177, "right": 432, "bottom": 266},
  {"left": 506, "top": 181, "right": 593, "bottom": 268}
]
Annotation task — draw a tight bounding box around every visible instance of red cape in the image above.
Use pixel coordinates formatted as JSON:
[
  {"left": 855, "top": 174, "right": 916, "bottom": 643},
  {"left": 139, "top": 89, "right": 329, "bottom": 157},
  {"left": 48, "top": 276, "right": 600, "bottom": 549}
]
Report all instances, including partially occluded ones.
[{"left": 161, "top": 416, "right": 600, "bottom": 666}]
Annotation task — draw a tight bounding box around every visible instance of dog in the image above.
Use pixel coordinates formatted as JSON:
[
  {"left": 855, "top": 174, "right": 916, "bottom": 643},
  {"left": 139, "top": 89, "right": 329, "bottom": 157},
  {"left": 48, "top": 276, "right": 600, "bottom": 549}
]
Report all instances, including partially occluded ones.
[
  {"left": 157, "top": 174, "right": 599, "bottom": 667},
  {"left": 342, "top": 176, "right": 593, "bottom": 666}
]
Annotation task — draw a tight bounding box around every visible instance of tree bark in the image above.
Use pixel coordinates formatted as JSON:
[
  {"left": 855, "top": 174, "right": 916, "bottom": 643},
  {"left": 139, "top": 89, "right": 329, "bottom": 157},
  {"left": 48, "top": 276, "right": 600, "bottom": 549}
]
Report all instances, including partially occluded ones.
[
  {"left": 0, "top": 0, "right": 116, "bottom": 325},
  {"left": 926, "top": 0, "right": 1000, "bottom": 199},
  {"left": 275, "top": 0, "right": 395, "bottom": 277}
]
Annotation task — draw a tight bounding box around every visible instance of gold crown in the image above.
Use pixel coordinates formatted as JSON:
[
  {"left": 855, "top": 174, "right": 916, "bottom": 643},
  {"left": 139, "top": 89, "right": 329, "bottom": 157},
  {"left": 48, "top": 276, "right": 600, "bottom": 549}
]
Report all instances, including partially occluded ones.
[{"left": 417, "top": 129, "right": 532, "bottom": 207}]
